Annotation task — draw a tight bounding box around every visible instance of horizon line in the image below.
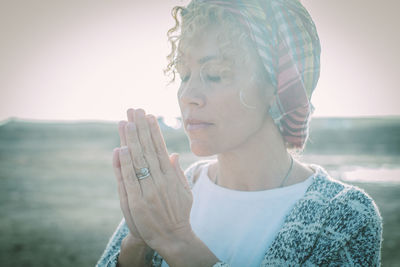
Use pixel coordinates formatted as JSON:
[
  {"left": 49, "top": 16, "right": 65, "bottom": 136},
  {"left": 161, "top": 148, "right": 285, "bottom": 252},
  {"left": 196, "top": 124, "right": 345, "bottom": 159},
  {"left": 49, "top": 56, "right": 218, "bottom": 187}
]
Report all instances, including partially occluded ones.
[{"left": 2, "top": 115, "right": 400, "bottom": 126}]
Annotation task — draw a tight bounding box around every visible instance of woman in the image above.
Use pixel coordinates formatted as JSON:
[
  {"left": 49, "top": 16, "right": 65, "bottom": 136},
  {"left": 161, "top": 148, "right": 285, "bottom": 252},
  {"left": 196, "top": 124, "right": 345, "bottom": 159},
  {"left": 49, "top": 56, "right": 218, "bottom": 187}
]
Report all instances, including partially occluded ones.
[{"left": 97, "top": 0, "right": 382, "bottom": 266}]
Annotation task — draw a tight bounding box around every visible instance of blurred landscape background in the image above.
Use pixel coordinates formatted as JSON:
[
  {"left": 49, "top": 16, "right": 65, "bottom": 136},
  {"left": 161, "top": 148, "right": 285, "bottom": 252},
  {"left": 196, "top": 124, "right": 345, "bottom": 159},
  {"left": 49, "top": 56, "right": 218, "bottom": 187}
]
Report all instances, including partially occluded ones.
[
  {"left": 1, "top": 0, "right": 399, "bottom": 266},
  {"left": 0, "top": 116, "right": 399, "bottom": 266}
]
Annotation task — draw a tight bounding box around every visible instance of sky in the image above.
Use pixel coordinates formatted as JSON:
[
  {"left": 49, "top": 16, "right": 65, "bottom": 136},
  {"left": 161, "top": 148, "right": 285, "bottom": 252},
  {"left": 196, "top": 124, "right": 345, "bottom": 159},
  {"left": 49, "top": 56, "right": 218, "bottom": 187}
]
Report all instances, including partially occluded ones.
[{"left": 0, "top": 0, "right": 399, "bottom": 124}]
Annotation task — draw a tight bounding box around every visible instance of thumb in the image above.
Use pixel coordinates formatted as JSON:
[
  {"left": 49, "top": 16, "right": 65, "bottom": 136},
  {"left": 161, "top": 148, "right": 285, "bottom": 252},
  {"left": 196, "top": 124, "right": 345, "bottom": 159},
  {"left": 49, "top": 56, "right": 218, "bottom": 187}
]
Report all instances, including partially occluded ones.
[{"left": 171, "top": 153, "right": 180, "bottom": 168}]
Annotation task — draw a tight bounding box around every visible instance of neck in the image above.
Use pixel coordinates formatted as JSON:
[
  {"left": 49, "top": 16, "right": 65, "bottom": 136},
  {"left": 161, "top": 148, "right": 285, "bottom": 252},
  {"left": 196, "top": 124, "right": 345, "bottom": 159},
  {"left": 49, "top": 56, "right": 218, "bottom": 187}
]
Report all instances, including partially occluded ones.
[{"left": 214, "top": 115, "right": 293, "bottom": 191}]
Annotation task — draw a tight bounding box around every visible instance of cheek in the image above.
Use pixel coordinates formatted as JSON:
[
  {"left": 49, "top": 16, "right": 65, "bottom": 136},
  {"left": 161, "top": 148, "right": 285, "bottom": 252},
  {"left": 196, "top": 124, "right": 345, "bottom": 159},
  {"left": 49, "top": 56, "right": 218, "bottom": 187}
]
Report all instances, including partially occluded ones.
[
  {"left": 213, "top": 91, "right": 242, "bottom": 119},
  {"left": 215, "top": 93, "right": 264, "bottom": 136},
  {"left": 219, "top": 109, "right": 264, "bottom": 135}
]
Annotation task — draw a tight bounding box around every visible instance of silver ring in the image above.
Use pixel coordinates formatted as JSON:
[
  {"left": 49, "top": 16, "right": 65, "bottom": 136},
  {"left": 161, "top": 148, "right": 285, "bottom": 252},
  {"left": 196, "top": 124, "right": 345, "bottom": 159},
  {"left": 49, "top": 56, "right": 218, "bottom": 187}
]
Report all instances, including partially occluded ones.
[{"left": 136, "top": 167, "right": 150, "bottom": 180}]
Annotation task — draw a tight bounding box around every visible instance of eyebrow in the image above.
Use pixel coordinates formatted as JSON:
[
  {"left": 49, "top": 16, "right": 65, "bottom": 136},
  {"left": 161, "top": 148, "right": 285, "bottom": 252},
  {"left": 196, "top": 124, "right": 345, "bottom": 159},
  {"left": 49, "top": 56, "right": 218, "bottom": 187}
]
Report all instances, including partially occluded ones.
[{"left": 197, "top": 55, "right": 219, "bottom": 64}]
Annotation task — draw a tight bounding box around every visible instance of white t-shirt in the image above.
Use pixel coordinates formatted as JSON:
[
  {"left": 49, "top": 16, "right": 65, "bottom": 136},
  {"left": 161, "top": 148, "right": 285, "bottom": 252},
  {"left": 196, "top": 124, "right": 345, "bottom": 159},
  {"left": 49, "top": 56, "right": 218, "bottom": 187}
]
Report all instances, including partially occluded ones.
[{"left": 162, "top": 161, "right": 314, "bottom": 267}]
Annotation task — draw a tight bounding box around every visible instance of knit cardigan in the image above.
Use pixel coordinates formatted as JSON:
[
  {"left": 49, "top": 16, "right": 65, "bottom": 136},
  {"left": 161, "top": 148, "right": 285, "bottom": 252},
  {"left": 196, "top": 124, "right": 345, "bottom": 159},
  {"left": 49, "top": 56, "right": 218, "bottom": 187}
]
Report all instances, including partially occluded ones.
[{"left": 96, "top": 160, "right": 382, "bottom": 267}]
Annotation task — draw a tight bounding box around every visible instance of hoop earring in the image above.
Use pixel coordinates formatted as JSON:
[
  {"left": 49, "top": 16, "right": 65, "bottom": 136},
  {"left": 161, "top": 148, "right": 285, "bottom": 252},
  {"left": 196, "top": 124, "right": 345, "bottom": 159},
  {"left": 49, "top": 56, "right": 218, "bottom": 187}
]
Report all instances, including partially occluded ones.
[{"left": 239, "top": 90, "right": 256, "bottom": 109}]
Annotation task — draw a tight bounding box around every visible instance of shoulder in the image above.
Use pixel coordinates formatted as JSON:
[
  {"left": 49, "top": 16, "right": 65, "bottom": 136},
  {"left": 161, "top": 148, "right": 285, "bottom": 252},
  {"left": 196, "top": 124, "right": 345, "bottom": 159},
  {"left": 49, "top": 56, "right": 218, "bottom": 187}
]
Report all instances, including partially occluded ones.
[
  {"left": 183, "top": 159, "right": 216, "bottom": 189},
  {"left": 307, "top": 164, "right": 382, "bottom": 228},
  {"left": 297, "top": 165, "right": 383, "bottom": 264}
]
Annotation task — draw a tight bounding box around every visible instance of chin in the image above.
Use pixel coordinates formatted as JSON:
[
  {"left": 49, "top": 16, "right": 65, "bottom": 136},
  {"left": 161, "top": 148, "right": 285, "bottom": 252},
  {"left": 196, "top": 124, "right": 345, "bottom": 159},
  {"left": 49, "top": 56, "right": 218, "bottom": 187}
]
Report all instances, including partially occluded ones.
[{"left": 190, "top": 142, "right": 217, "bottom": 157}]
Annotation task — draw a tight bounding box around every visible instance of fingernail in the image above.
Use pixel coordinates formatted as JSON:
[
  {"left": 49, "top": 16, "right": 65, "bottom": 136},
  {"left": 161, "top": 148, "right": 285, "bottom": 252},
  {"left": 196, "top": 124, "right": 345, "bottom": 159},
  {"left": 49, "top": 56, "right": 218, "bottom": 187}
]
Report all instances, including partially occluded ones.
[
  {"left": 147, "top": 115, "right": 156, "bottom": 124},
  {"left": 136, "top": 109, "right": 145, "bottom": 118},
  {"left": 127, "top": 109, "right": 135, "bottom": 121}
]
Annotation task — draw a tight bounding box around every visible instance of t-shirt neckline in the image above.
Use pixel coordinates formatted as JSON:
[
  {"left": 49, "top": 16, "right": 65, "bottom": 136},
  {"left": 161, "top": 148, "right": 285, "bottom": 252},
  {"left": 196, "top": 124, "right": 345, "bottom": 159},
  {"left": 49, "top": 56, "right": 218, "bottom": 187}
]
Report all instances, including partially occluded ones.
[{"left": 198, "top": 161, "right": 316, "bottom": 196}]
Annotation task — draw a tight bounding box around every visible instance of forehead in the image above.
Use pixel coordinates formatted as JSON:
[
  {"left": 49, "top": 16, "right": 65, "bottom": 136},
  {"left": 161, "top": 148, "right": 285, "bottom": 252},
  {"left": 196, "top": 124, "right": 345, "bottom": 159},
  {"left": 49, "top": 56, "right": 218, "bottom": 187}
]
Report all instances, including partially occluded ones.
[
  {"left": 178, "top": 36, "right": 222, "bottom": 63},
  {"left": 179, "top": 24, "right": 239, "bottom": 59},
  {"left": 176, "top": 26, "right": 259, "bottom": 72}
]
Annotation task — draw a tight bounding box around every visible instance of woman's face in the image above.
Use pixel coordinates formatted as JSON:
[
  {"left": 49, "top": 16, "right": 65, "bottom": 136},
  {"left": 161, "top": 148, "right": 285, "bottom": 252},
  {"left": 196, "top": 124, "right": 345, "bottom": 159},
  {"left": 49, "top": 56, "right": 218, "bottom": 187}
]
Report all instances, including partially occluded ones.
[{"left": 177, "top": 27, "right": 273, "bottom": 156}]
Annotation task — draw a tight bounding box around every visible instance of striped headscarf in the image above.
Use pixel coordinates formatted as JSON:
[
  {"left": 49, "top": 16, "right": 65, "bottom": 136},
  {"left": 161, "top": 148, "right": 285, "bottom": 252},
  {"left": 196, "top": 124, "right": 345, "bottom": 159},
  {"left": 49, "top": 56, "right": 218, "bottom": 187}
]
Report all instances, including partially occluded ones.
[{"left": 190, "top": 0, "right": 321, "bottom": 149}]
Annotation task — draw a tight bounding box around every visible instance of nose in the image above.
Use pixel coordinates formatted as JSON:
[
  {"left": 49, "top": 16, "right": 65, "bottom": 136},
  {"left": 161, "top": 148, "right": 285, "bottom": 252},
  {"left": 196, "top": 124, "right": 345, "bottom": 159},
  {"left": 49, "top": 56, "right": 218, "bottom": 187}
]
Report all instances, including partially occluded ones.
[{"left": 177, "top": 78, "right": 205, "bottom": 108}]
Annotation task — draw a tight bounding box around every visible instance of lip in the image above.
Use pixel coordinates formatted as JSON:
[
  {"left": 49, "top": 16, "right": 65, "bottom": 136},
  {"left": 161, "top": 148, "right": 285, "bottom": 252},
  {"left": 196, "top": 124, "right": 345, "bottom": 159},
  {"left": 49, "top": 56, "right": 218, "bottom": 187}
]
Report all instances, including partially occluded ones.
[
  {"left": 184, "top": 118, "right": 213, "bottom": 131},
  {"left": 186, "top": 123, "right": 213, "bottom": 131}
]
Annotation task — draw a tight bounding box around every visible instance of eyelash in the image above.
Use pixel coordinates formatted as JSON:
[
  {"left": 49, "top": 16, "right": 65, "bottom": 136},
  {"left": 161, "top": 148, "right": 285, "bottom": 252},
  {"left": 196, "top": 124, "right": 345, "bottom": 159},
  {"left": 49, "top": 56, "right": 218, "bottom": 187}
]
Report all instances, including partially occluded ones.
[{"left": 180, "top": 73, "right": 221, "bottom": 83}]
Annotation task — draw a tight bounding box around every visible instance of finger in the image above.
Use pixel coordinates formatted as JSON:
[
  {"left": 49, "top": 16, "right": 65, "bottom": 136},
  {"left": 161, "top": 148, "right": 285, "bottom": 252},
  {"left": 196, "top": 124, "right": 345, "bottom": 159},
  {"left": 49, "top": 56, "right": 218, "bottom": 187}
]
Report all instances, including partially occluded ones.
[
  {"left": 119, "top": 146, "right": 143, "bottom": 198},
  {"left": 124, "top": 121, "right": 157, "bottom": 182},
  {"left": 112, "top": 148, "right": 136, "bottom": 229},
  {"left": 133, "top": 109, "right": 162, "bottom": 181},
  {"left": 118, "top": 121, "right": 128, "bottom": 146},
  {"left": 127, "top": 108, "right": 135, "bottom": 122},
  {"left": 124, "top": 122, "right": 159, "bottom": 199},
  {"left": 125, "top": 122, "right": 146, "bottom": 168},
  {"left": 171, "top": 153, "right": 191, "bottom": 193},
  {"left": 146, "top": 114, "right": 173, "bottom": 174}
]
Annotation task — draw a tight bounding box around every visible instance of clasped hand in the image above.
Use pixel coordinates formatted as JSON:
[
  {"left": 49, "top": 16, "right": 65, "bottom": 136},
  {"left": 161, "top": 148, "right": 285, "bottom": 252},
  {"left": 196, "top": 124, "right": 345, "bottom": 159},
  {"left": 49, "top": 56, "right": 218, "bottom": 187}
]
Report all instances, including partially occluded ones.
[{"left": 112, "top": 108, "right": 194, "bottom": 252}]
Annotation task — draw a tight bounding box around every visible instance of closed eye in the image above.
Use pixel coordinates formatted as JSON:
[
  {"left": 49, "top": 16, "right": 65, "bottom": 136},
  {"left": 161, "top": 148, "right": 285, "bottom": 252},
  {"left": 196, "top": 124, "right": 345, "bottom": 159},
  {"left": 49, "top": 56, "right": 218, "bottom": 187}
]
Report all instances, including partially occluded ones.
[
  {"left": 207, "top": 75, "right": 221, "bottom": 82},
  {"left": 180, "top": 73, "right": 221, "bottom": 83}
]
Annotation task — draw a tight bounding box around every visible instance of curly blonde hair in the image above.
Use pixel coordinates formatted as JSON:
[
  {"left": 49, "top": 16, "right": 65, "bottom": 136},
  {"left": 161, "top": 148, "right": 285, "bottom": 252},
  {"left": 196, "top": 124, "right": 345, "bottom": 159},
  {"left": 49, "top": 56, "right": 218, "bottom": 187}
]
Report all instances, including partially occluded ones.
[{"left": 164, "top": 1, "right": 269, "bottom": 88}]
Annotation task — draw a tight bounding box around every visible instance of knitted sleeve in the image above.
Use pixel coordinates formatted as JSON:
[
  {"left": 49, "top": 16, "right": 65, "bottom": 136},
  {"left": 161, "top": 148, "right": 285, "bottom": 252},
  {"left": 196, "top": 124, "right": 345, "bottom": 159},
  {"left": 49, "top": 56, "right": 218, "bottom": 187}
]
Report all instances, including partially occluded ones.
[
  {"left": 337, "top": 190, "right": 383, "bottom": 266},
  {"left": 95, "top": 218, "right": 129, "bottom": 267},
  {"left": 305, "top": 185, "right": 383, "bottom": 266},
  {"left": 342, "top": 219, "right": 382, "bottom": 266}
]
